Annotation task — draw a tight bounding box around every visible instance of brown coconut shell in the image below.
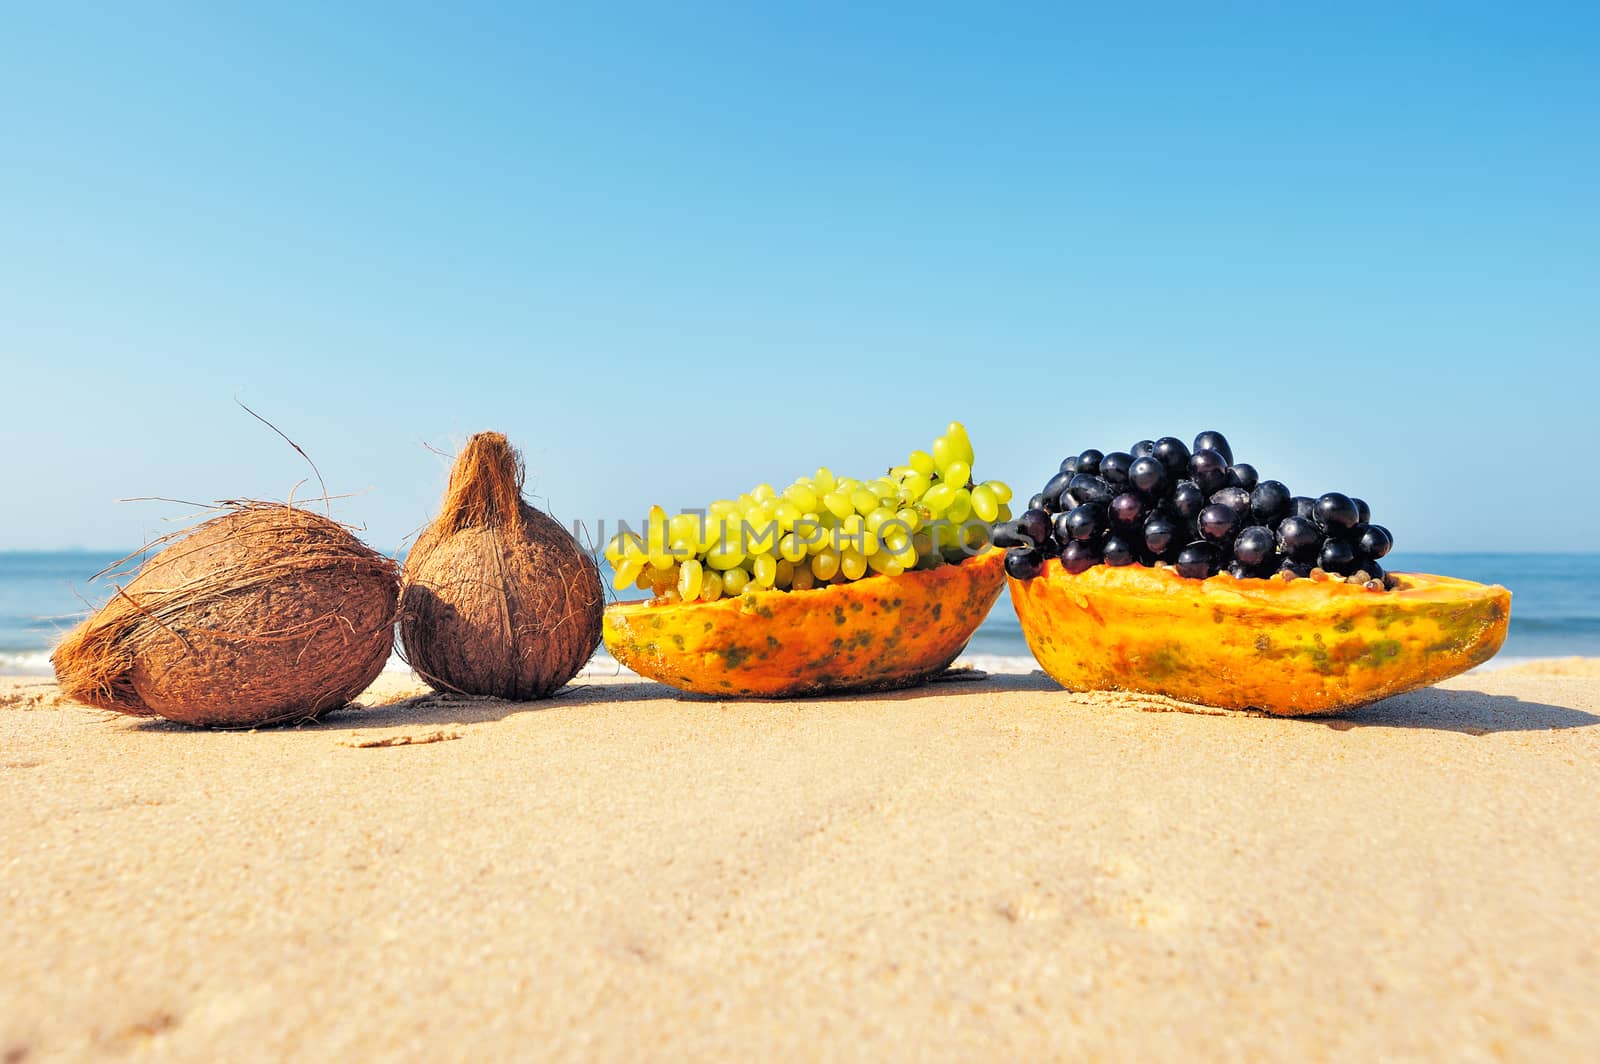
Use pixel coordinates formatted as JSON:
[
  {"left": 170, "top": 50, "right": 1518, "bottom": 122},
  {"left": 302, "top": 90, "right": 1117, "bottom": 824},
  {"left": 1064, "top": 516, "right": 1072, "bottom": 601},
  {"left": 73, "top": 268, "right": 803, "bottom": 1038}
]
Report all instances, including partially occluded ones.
[
  {"left": 399, "top": 432, "right": 603, "bottom": 700},
  {"left": 52, "top": 504, "right": 400, "bottom": 729}
]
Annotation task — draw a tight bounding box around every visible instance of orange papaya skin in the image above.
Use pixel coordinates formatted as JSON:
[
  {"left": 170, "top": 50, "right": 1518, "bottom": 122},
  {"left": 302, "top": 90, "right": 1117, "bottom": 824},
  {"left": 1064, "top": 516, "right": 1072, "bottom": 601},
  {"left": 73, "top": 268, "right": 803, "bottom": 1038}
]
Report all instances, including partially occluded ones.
[
  {"left": 604, "top": 548, "right": 1006, "bottom": 697},
  {"left": 1009, "top": 563, "right": 1510, "bottom": 716}
]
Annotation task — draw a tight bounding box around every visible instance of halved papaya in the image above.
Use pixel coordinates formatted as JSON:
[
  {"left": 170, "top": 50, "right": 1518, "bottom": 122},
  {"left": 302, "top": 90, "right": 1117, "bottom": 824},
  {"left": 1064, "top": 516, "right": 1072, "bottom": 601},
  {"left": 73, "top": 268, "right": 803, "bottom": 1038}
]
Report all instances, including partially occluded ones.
[
  {"left": 1009, "top": 563, "right": 1510, "bottom": 715},
  {"left": 604, "top": 548, "right": 1006, "bottom": 697}
]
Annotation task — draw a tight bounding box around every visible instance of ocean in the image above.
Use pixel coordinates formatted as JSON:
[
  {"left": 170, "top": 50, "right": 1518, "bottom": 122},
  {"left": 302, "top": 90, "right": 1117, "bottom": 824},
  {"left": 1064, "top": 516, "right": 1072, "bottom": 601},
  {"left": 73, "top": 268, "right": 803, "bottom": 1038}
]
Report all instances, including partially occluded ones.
[{"left": 3, "top": 551, "right": 1596, "bottom": 677}]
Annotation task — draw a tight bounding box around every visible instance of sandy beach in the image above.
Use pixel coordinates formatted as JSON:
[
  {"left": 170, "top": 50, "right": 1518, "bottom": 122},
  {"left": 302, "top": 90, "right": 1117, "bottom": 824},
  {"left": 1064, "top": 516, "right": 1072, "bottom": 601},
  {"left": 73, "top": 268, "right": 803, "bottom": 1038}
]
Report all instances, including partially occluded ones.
[{"left": 4, "top": 661, "right": 1598, "bottom": 1060}]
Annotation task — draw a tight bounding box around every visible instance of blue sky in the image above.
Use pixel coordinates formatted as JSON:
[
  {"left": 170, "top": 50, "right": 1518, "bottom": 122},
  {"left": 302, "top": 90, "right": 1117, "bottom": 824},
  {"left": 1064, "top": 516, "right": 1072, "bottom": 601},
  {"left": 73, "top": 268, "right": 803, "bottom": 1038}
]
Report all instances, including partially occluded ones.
[{"left": 2, "top": 2, "right": 1596, "bottom": 552}]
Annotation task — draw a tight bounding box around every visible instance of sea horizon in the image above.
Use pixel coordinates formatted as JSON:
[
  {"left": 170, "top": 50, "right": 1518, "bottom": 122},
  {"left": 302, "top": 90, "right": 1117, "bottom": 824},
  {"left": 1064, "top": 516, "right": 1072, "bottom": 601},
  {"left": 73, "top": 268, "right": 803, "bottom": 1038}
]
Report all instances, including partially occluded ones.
[{"left": 5, "top": 549, "right": 1598, "bottom": 678}]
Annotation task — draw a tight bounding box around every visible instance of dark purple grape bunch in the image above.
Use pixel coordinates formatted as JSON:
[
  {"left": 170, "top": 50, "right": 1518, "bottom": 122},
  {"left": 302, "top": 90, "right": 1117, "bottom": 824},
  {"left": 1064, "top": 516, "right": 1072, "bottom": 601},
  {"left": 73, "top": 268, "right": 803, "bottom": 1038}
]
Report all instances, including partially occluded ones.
[{"left": 998, "top": 431, "right": 1395, "bottom": 584}]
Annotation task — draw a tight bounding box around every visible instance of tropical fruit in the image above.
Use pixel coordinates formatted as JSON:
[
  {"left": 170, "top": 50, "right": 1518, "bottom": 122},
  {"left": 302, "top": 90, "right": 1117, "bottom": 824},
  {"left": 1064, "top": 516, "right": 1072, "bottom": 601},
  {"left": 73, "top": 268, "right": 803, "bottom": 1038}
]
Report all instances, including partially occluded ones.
[
  {"left": 601, "top": 423, "right": 1010, "bottom": 696},
  {"left": 400, "top": 432, "right": 604, "bottom": 700},
  {"left": 602, "top": 422, "right": 1011, "bottom": 601},
  {"left": 606, "top": 548, "right": 1006, "bottom": 697},
  {"left": 52, "top": 504, "right": 399, "bottom": 728},
  {"left": 1009, "top": 562, "right": 1509, "bottom": 715},
  {"left": 1003, "top": 430, "right": 1509, "bottom": 714}
]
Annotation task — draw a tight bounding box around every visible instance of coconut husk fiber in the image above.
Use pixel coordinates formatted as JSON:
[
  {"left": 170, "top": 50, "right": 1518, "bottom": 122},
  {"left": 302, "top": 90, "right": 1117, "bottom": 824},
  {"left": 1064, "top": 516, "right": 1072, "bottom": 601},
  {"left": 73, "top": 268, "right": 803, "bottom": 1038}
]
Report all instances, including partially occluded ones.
[
  {"left": 399, "top": 432, "right": 603, "bottom": 700},
  {"left": 52, "top": 503, "right": 400, "bottom": 729}
]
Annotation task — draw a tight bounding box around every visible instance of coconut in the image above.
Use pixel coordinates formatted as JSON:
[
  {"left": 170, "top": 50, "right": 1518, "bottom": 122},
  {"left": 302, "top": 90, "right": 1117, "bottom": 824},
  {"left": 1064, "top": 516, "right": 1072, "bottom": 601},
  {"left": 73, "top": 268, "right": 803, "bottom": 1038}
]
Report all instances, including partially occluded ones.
[
  {"left": 52, "top": 504, "right": 400, "bottom": 729},
  {"left": 399, "top": 432, "right": 603, "bottom": 700}
]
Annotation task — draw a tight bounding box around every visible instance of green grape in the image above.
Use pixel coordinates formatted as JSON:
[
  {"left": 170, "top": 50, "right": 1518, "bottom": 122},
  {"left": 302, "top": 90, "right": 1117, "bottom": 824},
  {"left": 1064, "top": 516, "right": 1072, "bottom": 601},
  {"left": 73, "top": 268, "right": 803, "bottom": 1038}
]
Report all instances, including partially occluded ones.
[
  {"left": 752, "top": 554, "right": 777, "bottom": 588},
  {"left": 744, "top": 517, "right": 779, "bottom": 555},
  {"left": 605, "top": 531, "right": 644, "bottom": 565},
  {"left": 701, "top": 515, "right": 732, "bottom": 552},
  {"left": 812, "top": 548, "right": 841, "bottom": 581},
  {"left": 796, "top": 518, "right": 828, "bottom": 555},
  {"left": 645, "top": 505, "right": 672, "bottom": 568},
  {"left": 723, "top": 566, "right": 752, "bottom": 595},
  {"left": 784, "top": 483, "right": 819, "bottom": 513},
  {"left": 898, "top": 472, "right": 931, "bottom": 502},
  {"left": 946, "top": 421, "right": 975, "bottom": 465},
  {"left": 774, "top": 499, "right": 802, "bottom": 532},
  {"left": 970, "top": 484, "right": 1000, "bottom": 522},
  {"left": 840, "top": 548, "right": 868, "bottom": 581},
  {"left": 677, "top": 559, "right": 703, "bottom": 601},
  {"left": 838, "top": 513, "right": 867, "bottom": 555},
  {"left": 613, "top": 556, "right": 644, "bottom": 590},
  {"left": 864, "top": 506, "right": 896, "bottom": 534},
  {"left": 866, "top": 551, "right": 904, "bottom": 577},
  {"left": 668, "top": 512, "right": 701, "bottom": 545},
  {"left": 704, "top": 544, "right": 746, "bottom": 571},
  {"left": 778, "top": 532, "right": 807, "bottom": 563},
  {"left": 624, "top": 421, "right": 1004, "bottom": 599},
  {"left": 889, "top": 538, "right": 919, "bottom": 569},
  {"left": 922, "top": 483, "right": 956, "bottom": 514}
]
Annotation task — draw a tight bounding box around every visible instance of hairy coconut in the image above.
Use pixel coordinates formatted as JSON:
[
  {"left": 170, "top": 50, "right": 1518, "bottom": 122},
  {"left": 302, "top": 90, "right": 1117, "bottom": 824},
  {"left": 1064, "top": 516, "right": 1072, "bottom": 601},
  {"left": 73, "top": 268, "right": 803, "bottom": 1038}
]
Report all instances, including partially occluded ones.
[
  {"left": 52, "top": 504, "right": 399, "bottom": 728},
  {"left": 400, "top": 432, "right": 603, "bottom": 700}
]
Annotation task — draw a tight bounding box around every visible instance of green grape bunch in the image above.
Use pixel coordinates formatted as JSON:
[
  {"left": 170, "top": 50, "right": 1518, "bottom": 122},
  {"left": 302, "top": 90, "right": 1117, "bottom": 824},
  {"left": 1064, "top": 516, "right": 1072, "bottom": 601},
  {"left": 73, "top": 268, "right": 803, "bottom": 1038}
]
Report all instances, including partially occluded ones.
[{"left": 603, "top": 423, "right": 1013, "bottom": 604}]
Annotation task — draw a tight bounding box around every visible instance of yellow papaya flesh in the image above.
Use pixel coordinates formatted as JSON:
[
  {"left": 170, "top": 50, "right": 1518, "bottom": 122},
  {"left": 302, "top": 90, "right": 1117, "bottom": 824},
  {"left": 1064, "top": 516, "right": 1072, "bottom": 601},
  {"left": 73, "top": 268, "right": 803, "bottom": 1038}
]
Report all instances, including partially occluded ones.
[
  {"left": 1009, "top": 563, "right": 1510, "bottom": 716},
  {"left": 604, "top": 548, "right": 1006, "bottom": 697}
]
